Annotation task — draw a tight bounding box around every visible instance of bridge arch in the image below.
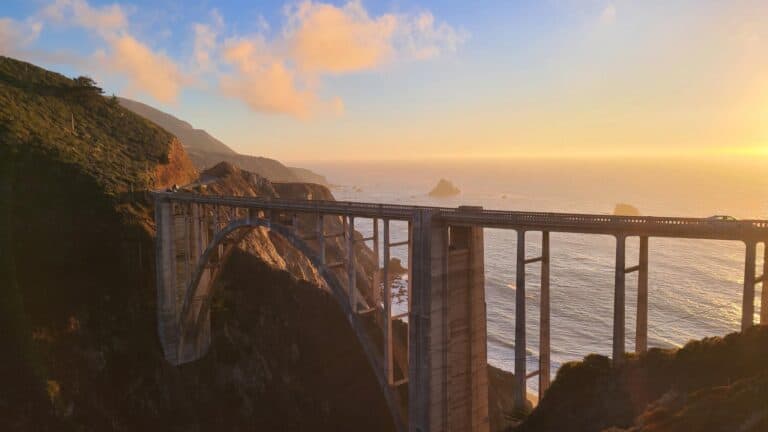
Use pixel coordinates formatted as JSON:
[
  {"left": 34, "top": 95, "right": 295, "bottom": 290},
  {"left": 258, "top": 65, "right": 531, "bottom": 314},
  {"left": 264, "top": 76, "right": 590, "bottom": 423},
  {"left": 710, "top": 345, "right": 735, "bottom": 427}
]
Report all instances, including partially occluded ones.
[{"left": 173, "top": 212, "right": 406, "bottom": 431}]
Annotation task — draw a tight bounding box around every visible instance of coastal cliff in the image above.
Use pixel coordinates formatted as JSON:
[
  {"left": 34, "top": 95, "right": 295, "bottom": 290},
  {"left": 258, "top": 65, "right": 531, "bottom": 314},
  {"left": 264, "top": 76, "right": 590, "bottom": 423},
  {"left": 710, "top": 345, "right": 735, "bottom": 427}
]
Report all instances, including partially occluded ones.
[{"left": 514, "top": 326, "right": 768, "bottom": 432}]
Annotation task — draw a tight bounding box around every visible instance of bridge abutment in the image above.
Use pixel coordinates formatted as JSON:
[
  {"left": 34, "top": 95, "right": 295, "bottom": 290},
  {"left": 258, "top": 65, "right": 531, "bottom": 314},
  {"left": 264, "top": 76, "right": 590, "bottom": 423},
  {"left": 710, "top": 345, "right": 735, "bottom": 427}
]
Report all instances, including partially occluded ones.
[{"left": 155, "top": 200, "right": 214, "bottom": 364}]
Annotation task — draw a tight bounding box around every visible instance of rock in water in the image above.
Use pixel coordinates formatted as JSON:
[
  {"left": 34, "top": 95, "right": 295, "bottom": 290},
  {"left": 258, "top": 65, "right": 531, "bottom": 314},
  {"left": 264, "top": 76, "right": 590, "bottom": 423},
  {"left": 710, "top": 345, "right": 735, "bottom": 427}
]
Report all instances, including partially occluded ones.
[
  {"left": 428, "top": 178, "right": 461, "bottom": 197},
  {"left": 614, "top": 203, "right": 641, "bottom": 216}
]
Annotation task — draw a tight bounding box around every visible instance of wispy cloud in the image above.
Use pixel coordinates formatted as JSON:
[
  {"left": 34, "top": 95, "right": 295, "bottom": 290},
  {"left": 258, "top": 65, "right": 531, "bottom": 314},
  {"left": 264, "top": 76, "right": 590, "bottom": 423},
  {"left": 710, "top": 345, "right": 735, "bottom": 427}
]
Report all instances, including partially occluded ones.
[
  {"left": 600, "top": 3, "right": 617, "bottom": 25},
  {"left": 212, "top": 0, "right": 467, "bottom": 116},
  {"left": 0, "top": 18, "right": 43, "bottom": 55},
  {"left": 1, "top": 0, "right": 466, "bottom": 115},
  {"left": 35, "top": 0, "right": 186, "bottom": 103}
]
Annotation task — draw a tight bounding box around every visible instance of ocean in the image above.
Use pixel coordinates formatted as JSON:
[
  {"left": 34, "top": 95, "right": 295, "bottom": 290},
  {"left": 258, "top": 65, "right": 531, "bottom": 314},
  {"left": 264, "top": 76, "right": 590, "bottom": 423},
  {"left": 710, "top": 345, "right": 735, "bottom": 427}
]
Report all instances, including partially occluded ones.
[{"left": 296, "top": 158, "right": 767, "bottom": 395}]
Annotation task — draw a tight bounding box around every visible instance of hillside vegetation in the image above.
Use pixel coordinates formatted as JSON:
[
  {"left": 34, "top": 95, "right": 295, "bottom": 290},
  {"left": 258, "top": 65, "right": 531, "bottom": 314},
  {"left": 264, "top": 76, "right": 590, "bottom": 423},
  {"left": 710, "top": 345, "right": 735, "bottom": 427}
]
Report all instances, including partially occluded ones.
[
  {"left": 0, "top": 56, "right": 195, "bottom": 195},
  {"left": 516, "top": 325, "right": 768, "bottom": 432}
]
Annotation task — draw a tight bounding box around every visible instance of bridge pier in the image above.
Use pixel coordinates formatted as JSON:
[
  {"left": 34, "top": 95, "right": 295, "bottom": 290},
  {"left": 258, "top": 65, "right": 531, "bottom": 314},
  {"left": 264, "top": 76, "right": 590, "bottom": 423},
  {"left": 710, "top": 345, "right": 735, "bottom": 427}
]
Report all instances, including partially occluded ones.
[
  {"left": 514, "top": 230, "right": 527, "bottom": 409},
  {"left": 539, "top": 231, "right": 551, "bottom": 397},
  {"left": 373, "top": 218, "right": 381, "bottom": 307},
  {"left": 348, "top": 216, "right": 357, "bottom": 310},
  {"left": 513, "top": 231, "right": 552, "bottom": 407},
  {"left": 613, "top": 235, "right": 626, "bottom": 363},
  {"left": 155, "top": 200, "right": 215, "bottom": 364},
  {"left": 762, "top": 242, "right": 768, "bottom": 325},
  {"left": 383, "top": 219, "right": 394, "bottom": 385},
  {"left": 635, "top": 236, "right": 649, "bottom": 353},
  {"left": 742, "top": 240, "right": 756, "bottom": 331},
  {"left": 410, "top": 211, "right": 489, "bottom": 432}
]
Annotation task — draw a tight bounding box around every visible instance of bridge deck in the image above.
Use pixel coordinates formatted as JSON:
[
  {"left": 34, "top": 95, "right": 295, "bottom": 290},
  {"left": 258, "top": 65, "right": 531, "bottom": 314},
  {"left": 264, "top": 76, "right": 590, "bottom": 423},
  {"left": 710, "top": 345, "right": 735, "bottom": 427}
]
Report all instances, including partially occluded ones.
[{"left": 154, "top": 192, "right": 768, "bottom": 241}]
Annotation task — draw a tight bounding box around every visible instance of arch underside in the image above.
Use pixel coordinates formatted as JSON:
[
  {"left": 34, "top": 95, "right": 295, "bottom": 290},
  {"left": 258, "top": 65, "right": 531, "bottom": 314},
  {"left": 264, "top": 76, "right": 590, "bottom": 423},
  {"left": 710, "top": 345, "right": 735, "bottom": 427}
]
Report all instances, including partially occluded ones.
[{"left": 177, "top": 216, "right": 406, "bottom": 431}]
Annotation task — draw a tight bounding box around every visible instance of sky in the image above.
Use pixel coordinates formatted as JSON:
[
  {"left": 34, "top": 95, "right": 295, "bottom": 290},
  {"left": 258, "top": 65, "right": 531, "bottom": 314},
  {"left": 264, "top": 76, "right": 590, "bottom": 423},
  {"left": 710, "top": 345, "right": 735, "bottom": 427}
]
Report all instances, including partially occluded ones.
[{"left": 1, "top": 0, "right": 767, "bottom": 162}]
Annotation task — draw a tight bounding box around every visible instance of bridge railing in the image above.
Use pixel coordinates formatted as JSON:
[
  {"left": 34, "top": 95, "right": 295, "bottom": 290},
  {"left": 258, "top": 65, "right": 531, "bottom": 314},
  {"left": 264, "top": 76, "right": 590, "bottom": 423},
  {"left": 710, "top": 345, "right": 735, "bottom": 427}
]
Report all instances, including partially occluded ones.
[{"left": 153, "top": 192, "right": 768, "bottom": 239}]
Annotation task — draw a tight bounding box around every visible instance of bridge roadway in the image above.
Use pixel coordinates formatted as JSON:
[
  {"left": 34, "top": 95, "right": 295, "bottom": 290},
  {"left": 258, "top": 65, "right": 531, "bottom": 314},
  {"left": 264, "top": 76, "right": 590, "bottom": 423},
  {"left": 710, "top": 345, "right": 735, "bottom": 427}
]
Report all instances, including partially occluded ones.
[
  {"left": 154, "top": 191, "right": 768, "bottom": 432},
  {"left": 155, "top": 191, "right": 768, "bottom": 241}
]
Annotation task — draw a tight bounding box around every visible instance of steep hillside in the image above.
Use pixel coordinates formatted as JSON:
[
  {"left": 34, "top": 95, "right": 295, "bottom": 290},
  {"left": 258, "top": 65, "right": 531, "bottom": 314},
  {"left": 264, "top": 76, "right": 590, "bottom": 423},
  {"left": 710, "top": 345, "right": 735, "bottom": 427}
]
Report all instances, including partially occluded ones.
[
  {"left": 0, "top": 57, "right": 389, "bottom": 431},
  {"left": 117, "top": 96, "right": 328, "bottom": 185},
  {"left": 515, "top": 325, "right": 768, "bottom": 432},
  {"left": 0, "top": 56, "right": 197, "bottom": 195},
  {"left": 116, "top": 97, "right": 236, "bottom": 155}
]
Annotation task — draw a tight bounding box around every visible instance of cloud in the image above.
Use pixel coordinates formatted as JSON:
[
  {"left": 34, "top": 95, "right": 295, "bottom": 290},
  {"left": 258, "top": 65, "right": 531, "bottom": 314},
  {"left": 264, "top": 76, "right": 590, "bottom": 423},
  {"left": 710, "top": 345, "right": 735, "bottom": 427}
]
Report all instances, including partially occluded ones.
[
  {"left": 37, "top": 0, "right": 185, "bottom": 103},
  {"left": 0, "top": 18, "right": 43, "bottom": 54},
  {"left": 600, "top": 4, "right": 617, "bottom": 25},
  {"left": 219, "top": 38, "right": 314, "bottom": 116},
  {"left": 41, "top": 0, "right": 127, "bottom": 37},
  {"left": 215, "top": 1, "right": 466, "bottom": 116},
  {"left": 2, "top": 0, "right": 465, "bottom": 116},
  {"left": 193, "top": 23, "right": 217, "bottom": 71},
  {"left": 96, "top": 35, "right": 184, "bottom": 103},
  {"left": 398, "top": 11, "right": 468, "bottom": 60},
  {"left": 283, "top": 1, "right": 467, "bottom": 74},
  {"left": 284, "top": 0, "right": 397, "bottom": 74}
]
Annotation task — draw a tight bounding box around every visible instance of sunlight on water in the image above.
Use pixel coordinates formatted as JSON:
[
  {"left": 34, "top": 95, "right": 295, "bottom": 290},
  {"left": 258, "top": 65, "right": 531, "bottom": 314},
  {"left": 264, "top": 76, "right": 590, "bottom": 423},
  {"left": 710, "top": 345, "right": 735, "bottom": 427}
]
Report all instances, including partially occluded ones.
[{"left": 300, "top": 158, "right": 767, "bottom": 395}]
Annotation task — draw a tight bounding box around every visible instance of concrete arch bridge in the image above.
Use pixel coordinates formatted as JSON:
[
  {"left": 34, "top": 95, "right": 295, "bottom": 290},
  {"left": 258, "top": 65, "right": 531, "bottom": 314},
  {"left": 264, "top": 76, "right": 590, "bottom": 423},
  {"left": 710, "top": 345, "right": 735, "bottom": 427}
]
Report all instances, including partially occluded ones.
[{"left": 153, "top": 192, "right": 768, "bottom": 432}]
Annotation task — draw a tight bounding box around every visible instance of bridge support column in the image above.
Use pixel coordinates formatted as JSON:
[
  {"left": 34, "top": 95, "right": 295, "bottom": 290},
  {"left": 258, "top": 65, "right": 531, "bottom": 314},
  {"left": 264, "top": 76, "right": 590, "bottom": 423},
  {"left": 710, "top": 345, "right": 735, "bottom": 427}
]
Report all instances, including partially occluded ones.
[
  {"left": 155, "top": 199, "right": 179, "bottom": 363},
  {"left": 514, "top": 230, "right": 527, "bottom": 410},
  {"left": 762, "top": 242, "right": 768, "bottom": 325},
  {"left": 539, "top": 231, "right": 551, "bottom": 397},
  {"left": 373, "top": 218, "right": 381, "bottom": 307},
  {"left": 409, "top": 210, "right": 489, "bottom": 432},
  {"left": 185, "top": 203, "right": 212, "bottom": 362},
  {"left": 348, "top": 216, "right": 357, "bottom": 310},
  {"left": 613, "top": 235, "right": 626, "bottom": 363},
  {"left": 383, "top": 219, "right": 394, "bottom": 385},
  {"left": 636, "top": 236, "right": 649, "bottom": 353},
  {"left": 317, "top": 214, "right": 325, "bottom": 265},
  {"left": 155, "top": 201, "right": 214, "bottom": 364},
  {"left": 742, "top": 240, "right": 756, "bottom": 331}
]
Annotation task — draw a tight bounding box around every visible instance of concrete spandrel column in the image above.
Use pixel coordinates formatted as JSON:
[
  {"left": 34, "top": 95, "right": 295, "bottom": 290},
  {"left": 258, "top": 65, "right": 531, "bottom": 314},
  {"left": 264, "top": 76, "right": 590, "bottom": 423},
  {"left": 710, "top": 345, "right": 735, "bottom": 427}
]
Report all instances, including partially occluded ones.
[
  {"left": 317, "top": 214, "right": 325, "bottom": 265},
  {"left": 383, "top": 219, "right": 393, "bottom": 385},
  {"left": 348, "top": 216, "right": 357, "bottom": 310},
  {"left": 613, "top": 235, "right": 626, "bottom": 363},
  {"left": 373, "top": 218, "right": 381, "bottom": 307},
  {"left": 742, "top": 240, "right": 756, "bottom": 331},
  {"left": 762, "top": 242, "right": 768, "bottom": 325},
  {"left": 539, "top": 231, "right": 551, "bottom": 397},
  {"left": 514, "top": 230, "right": 527, "bottom": 410},
  {"left": 636, "top": 236, "right": 649, "bottom": 353}
]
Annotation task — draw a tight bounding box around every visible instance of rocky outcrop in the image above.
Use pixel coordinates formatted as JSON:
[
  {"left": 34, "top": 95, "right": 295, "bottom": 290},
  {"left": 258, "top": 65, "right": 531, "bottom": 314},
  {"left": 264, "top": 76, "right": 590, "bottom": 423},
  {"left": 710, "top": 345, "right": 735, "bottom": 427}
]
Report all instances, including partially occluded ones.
[
  {"left": 614, "top": 203, "right": 641, "bottom": 217},
  {"left": 429, "top": 178, "right": 461, "bottom": 197},
  {"left": 152, "top": 137, "right": 198, "bottom": 189},
  {"left": 514, "top": 326, "right": 768, "bottom": 432}
]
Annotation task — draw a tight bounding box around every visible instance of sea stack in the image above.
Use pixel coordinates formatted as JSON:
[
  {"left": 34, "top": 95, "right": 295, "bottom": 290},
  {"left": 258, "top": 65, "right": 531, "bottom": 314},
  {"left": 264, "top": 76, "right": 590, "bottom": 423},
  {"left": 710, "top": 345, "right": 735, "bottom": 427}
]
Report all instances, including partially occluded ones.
[
  {"left": 428, "top": 178, "right": 461, "bottom": 197},
  {"left": 613, "top": 203, "right": 641, "bottom": 216}
]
